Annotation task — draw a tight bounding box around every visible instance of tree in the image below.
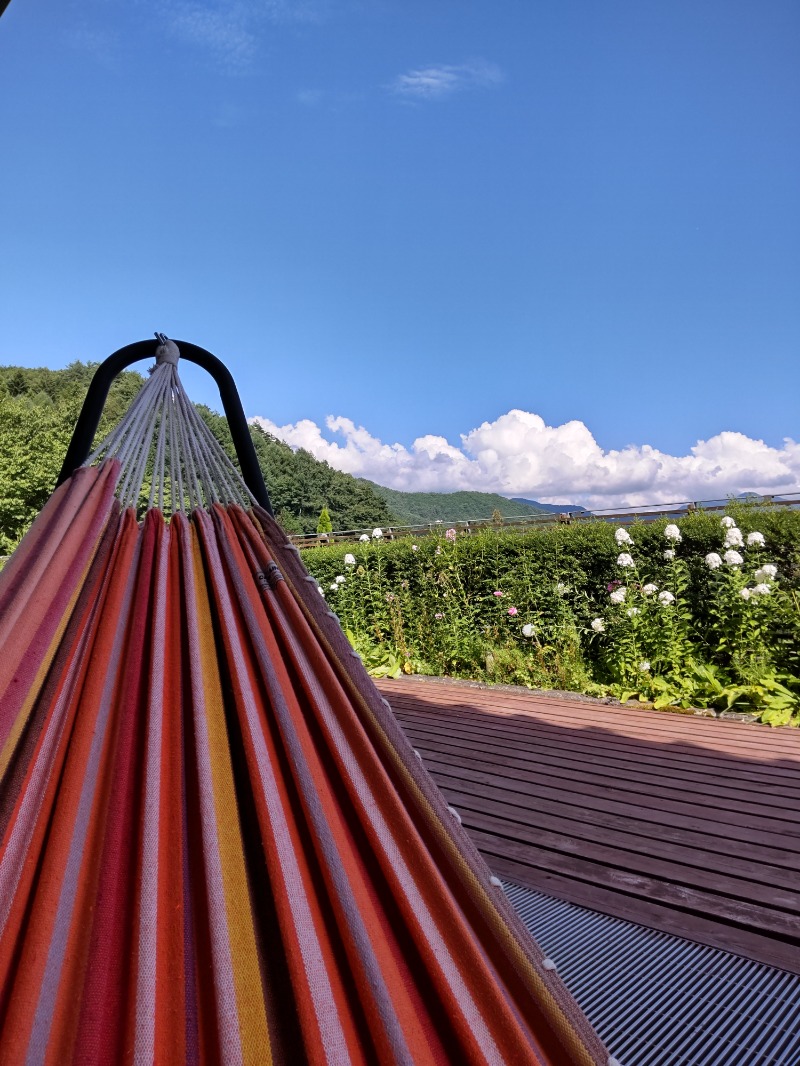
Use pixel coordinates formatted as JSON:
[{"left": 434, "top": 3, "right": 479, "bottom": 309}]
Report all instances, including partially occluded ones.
[{"left": 316, "top": 505, "right": 333, "bottom": 535}]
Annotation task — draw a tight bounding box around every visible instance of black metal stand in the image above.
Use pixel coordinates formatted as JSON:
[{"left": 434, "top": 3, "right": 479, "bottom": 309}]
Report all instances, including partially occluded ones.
[{"left": 56, "top": 337, "right": 274, "bottom": 516}]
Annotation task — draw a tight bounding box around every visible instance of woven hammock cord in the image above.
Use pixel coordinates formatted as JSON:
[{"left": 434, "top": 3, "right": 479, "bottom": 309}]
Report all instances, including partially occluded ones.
[{"left": 85, "top": 350, "right": 256, "bottom": 516}]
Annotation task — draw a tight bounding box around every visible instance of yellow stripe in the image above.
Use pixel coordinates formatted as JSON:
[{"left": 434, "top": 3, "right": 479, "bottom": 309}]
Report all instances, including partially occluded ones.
[{"left": 191, "top": 531, "right": 272, "bottom": 1066}]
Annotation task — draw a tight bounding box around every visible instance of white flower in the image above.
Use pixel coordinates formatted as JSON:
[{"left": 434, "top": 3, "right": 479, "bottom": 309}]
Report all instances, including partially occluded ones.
[
  {"left": 723, "top": 550, "right": 743, "bottom": 566},
  {"left": 724, "top": 528, "right": 744, "bottom": 548},
  {"left": 521, "top": 623, "right": 535, "bottom": 638},
  {"left": 329, "top": 582, "right": 338, "bottom": 592},
  {"left": 755, "top": 564, "right": 777, "bottom": 581},
  {"left": 664, "top": 524, "right": 682, "bottom": 542},
  {"left": 663, "top": 549, "right": 676, "bottom": 560},
  {"left": 642, "top": 583, "right": 658, "bottom": 595},
  {"left": 639, "top": 660, "right": 650, "bottom": 672},
  {"left": 335, "top": 575, "right": 346, "bottom": 584},
  {"left": 721, "top": 516, "right": 736, "bottom": 528},
  {"left": 615, "top": 527, "right": 633, "bottom": 546},
  {"left": 344, "top": 553, "right": 356, "bottom": 566},
  {"left": 626, "top": 607, "right": 640, "bottom": 617},
  {"left": 411, "top": 544, "right": 419, "bottom": 552},
  {"left": 591, "top": 617, "right": 605, "bottom": 632},
  {"left": 746, "top": 531, "right": 765, "bottom": 547},
  {"left": 617, "top": 552, "right": 635, "bottom": 568},
  {"left": 705, "top": 552, "right": 723, "bottom": 570},
  {"left": 372, "top": 528, "right": 383, "bottom": 539},
  {"left": 753, "top": 583, "right": 771, "bottom": 596},
  {"left": 359, "top": 533, "right": 370, "bottom": 542},
  {"left": 317, "top": 586, "right": 325, "bottom": 597},
  {"left": 740, "top": 587, "right": 752, "bottom": 600},
  {"left": 610, "top": 587, "right": 627, "bottom": 604},
  {"left": 658, "top": 590, "right": 675, "bottom": 605},
  {"left": 556, "top": 581, "right": 567, "bottom": 594},
  {"left": 435, "top": 546, "right": 441, "bottom": 555}
]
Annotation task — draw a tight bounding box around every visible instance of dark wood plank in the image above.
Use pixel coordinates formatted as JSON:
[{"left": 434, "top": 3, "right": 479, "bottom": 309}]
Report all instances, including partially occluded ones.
[
  {"left": 485, "top": 854, "right": 800, "bottom": 975},
  {"left": 400, "top": 725, "right": 800, "bottom": 836},
  {"left": 392, "top": 701, "right": 800, "bottom": 791},
  {"left": 424, "top": 764, "right": 800, "bottom": 888},
  {"left": 376, "top": 677, "right": 800, "bottom": 975},
  {"left": 423, "top": 754, "right": 800, "bottom": 871}
]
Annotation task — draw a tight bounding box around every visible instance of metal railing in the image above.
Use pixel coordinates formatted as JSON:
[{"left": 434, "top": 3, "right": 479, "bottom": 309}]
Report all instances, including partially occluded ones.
[{"left": 288, "top": 493, "right": 800, "bottom": 549}]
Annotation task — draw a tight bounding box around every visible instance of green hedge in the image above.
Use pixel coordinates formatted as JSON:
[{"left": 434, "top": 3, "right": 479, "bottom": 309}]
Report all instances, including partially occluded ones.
[{"left": 301, "top": 508, "right": 800, "bottom": 722}]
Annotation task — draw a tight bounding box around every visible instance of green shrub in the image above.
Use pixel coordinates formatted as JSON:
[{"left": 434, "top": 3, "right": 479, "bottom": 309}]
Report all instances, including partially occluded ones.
[{"left": 303, "top": 508, "right": 800, "bottom": 724}]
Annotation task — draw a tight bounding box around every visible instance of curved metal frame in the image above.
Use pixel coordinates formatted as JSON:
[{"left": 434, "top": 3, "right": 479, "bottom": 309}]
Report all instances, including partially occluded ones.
[{"left": 56, "top": 337, "right": 274, "bottom": 516}]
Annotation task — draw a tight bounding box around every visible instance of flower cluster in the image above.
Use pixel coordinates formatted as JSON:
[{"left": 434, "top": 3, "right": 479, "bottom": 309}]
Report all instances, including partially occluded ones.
[{"left": 705, "top": 517, "right": 778, "bottom": 599}]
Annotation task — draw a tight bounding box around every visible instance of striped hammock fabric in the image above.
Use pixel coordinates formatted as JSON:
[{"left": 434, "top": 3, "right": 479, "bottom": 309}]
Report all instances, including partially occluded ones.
[{"left": 0, "top": 345, "right": 607, "bottom": 1065}]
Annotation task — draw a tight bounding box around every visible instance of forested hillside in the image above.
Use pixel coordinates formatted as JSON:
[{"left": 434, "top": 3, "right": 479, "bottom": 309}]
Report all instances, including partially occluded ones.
[
  {"left": 361, "top": 482, "right": 546, "bottom": 526},
  {"left": 0, "top": 363, "right": 392, "bottom": 550}
]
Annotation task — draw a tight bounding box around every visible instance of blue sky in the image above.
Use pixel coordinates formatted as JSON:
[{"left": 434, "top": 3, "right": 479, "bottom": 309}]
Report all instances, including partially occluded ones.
[{"left": 1, "top": 0, "right": 798, "bottom": 507}]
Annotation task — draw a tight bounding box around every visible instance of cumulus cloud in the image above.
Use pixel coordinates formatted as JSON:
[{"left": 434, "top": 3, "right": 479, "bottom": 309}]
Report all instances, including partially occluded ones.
[
  {"left": 390, "top": 61, "right": 503, "bottom": 100},
  {"left": 250, "top": 409, "right": 800, "bottom": 510}
]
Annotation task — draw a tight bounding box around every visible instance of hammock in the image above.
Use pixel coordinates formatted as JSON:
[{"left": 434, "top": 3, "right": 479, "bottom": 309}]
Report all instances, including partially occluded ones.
[{"left": 0, "top": 338, "right": 607, "bottom": 1065}]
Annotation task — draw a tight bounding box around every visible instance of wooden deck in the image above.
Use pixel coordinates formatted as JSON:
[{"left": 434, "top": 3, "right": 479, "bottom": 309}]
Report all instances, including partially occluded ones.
[{"left": 377, "top": 677, "right": 800, "bottom": 975}]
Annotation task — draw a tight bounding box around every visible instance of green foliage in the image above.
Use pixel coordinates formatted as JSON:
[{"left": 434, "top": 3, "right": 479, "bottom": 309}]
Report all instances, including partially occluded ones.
[
  {"left": 316, "top": 505, "right": 333, "bottom": 535},
  {"left": 304, "top": 512, "right": 800, "bottom": 725},
  {"left": 0, "top": 364, "right": 393, "bottom": 551},
  {"left": 0, "top": 363, "right": 145, "bottom": 553},
  {"left": 362, "top": 482, "right": 546, "bottom": 525}
]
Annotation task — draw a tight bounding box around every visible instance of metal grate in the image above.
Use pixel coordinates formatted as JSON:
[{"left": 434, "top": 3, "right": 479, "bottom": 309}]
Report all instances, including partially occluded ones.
[{"left": 504, "top": 881, "right": 800, "bottom": 1065}]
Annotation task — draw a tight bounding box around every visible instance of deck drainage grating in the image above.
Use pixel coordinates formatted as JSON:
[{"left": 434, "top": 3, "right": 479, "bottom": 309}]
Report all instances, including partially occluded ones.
[{"left": 504, "top": 880, "right": 800, "bottom": 1066}]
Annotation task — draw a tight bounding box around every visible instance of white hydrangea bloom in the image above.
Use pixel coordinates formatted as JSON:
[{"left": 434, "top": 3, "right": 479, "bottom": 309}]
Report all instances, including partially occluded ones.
[
  {"left": 626, "top": 607, "right": 640, "bottom": 617},
  {"left": 663, "top": 549, "right": 676, "bottom": 560},
  {"left": 705, "top": 553, "right": 723, "bottom": 570},
  {"left": 521, "top": 623, "right": 535, "bottom": 638},
  {"left": 610, "top": 587, "right": 627, "bottom": 604},
  {"left": 724, "top": 528, "right": 744, "bottom": 548},
  {"left": 617, "top": 552, "right": 635, "bottom": 568},
  {"left": 753, "top": 583, "right": 771, "bottom": 596},
  {"left": 723, "top": 550, "right": 743, "bottom": 566},
  {"left": 721, "top": 516, "right": 736, "bottom": 528},
  {"left": 344, "top": 553, "right": 356, "bottom": 565},
  {"left": 664, "top": 524, "right": 682, "bottom": 542},
  {"left": 740, "top": 587, "right": 752, "bottom": 600},
  {"left": 591, "top": 617, "right": 605, "bottom": 632},
  {"left": 335, "top": 575, "right": 346, "bottom": 584},
  {"left": 359, "top": 533, "right": 370, "bottom": 542},
  {"left": 755, "top": 563, "right": 777, "bottom": 581},
  {"left": 642, "top": 583, "right": 658, "bottom": 595},
  {"left": 658, "top": 590, "right": 675, "bottom": 605},
  {"left": 746, "top": 531, "right": 765, "bottom": 547},
  {"left": 372, "top": 528, "right": 383, "bottom": 539},
  {"left": 615, "top": 527, "right": 633, "bottom": 545},
  {"left": 639, "top": 660, "right": 650, "bottom": 672}
]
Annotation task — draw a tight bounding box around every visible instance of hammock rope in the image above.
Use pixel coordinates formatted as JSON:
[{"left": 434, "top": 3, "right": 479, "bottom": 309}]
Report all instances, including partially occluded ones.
[
  {"left": 87, "top": 335, "right": 254, "bottom": 516},
  {"left": 0, "top": 340, "right": 608, "bottom": 1065}
]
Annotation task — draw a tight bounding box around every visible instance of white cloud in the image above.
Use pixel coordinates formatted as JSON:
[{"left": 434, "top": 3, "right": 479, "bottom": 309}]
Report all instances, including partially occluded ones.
[
  {"left": 390, "top": 61, "right": 503, "bottom": 100},
  {"left": 162, "top": 0, "right": 328, "bottom": 72},
  {"left": 250, "top": 409, "right": 800, "bottom": 510}
]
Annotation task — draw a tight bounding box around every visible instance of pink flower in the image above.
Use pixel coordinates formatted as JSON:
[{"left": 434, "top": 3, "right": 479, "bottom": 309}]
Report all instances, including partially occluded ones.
[
  {"left": 507, "top": 607, "right": 518, "bottom": 616},
  {"left": 434, "top": 612, "right": 443, "bottom": 619},
  {"left": 445, "top": 528, "right": 456, "bottom": 541},
  {"left": 493, "top": 590, "right": 504, "bottom": 597}
]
